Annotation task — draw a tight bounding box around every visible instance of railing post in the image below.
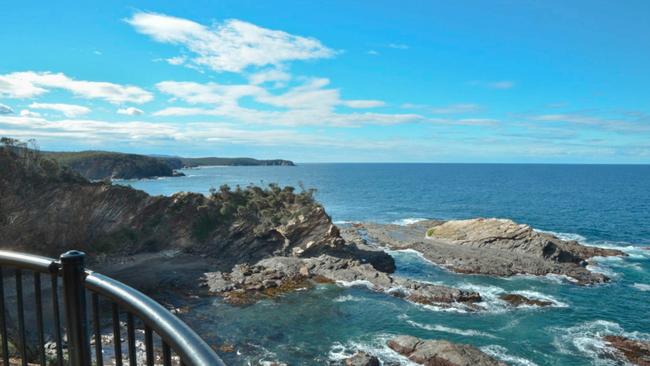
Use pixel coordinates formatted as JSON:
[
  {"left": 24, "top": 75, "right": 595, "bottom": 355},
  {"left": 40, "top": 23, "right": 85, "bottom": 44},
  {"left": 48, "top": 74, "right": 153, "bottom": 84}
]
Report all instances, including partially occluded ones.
[{"left": 60, "top": 250, "right": 92, "bottom": 366}]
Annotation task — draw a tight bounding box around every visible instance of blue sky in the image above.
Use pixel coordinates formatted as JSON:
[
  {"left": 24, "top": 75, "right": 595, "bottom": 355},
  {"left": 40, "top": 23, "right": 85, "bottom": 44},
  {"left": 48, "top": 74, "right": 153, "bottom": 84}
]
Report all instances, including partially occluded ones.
[{"left": 1, "top": 0, "right": 649, "bottom": 163}]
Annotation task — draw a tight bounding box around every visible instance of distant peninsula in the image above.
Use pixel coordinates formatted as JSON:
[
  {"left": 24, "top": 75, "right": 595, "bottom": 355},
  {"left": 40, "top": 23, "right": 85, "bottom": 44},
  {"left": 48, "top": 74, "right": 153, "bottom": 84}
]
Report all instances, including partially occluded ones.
[{"left": 44, "top": 150, "right": 295, "bottom": 180}]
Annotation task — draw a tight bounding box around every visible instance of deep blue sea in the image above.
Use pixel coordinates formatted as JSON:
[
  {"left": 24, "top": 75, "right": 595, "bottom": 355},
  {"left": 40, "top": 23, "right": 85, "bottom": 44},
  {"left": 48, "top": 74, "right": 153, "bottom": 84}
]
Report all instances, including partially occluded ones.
[{"left": 120, "top": 164, "right": 650, "bottom": 366}]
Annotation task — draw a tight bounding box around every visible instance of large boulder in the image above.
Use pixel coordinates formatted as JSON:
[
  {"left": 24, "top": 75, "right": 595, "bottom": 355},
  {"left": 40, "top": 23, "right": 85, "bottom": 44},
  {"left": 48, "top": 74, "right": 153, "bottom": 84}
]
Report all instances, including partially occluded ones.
[{"left": 387, "top": 335, "right": 506, "bottom": 366}]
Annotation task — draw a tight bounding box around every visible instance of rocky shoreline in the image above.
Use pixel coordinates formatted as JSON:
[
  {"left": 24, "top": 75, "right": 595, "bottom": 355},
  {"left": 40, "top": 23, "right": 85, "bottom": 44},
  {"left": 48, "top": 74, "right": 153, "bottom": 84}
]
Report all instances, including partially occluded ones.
[{"left": 1, "top": 142, "right": 643, "bottom": 365}]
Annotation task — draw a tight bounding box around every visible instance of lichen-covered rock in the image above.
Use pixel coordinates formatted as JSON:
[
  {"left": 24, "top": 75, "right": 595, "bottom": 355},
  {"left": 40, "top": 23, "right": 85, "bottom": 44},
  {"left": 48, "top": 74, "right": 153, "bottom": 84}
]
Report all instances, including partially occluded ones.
[{"left": 387, "top": 335, "right": 507, "bottom": 366}]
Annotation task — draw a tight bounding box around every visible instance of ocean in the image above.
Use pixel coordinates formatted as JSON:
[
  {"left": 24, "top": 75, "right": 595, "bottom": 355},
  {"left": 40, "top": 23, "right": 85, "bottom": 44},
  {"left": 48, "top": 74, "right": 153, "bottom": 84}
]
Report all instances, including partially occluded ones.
[{"left": 120, "top": 163, "right": 650, "bottom": 365}]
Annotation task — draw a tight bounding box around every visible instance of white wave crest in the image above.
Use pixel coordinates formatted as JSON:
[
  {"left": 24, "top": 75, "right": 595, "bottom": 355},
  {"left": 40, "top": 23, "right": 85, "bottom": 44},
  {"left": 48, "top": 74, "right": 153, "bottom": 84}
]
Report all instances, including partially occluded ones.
[
  {"left": 480, "top": 345, "right": 539, "bottom": 366},
  {"left": 551, "top": 320, "right": 650, "bottom": 365},
  {"left": 632, "top": 283, "right": 650, "bottom": 291},
  {"left": 405, "top": 319, "right": 497, "bottom": 338},
  {"left": 457, "top": 283, "right": 568, "bottom": 313},
  {"left": 333, "top": 294, "right": 364, "bottom": 303},
  {"left": 392, "top": 217, "right": 428, "bottom": 226},
  {"left": 536, "top": 229, "right": 587, "bottom": 243},
  {"left": 328, "top": 334, "right": 419, "bottom": 366},
  {"left": 335, "top": 280, "right": 375, "bottom": 290}
]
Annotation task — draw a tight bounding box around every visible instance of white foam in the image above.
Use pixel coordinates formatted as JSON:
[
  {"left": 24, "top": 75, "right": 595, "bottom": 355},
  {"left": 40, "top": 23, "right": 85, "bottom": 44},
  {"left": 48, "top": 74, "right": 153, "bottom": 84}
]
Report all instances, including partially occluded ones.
[
  {"left": 536, "top": 229, "right": 587, "bottom": 243},
  {"left": 392, "top": 217, "right": 428, "bottom": 226},
  {"left": 632, "top": 283, "right": 650, "bottom": 291},
  {"left": 536, "top": 229, "right": 649, "bottom": 259},
  {"left": 480, "top": 345, "right": 539, "bottom": 366},
  {"left": 333, "top": 294, "right": 364, "bottom": 303},
  {"left": 551, "top": 320, "right": 650, "bottom": 365},
  {"left": 405, "top": 319, "right": 497, "bottom": 338},
  {"left": 328, "top": 335, "right": 420, "bottom": 366},
  {"left": 457, "top": 283, "right": 568, "bottom": 313},
  {"left": 335, "top": 280, "right": 375, "bottom": 290}
]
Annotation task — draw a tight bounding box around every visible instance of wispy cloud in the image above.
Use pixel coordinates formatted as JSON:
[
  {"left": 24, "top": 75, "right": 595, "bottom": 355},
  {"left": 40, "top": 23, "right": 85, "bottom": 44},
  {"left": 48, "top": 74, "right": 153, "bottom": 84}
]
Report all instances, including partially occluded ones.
[
  {"left": 117, "top": 107, "right": 144, "bottom": 116},
  {"left": 153, "top": 78, "right": 404, "bottom": 126},
  {"left": 29, "top": 102, "right": 91, "bottom": 117},
  {"left": 0, "top": 103, "right": 13, "bottom": 115},
  {"left": 0, "top": 71, "right": 153, "bottom": 104},
  {"left": 19, "top": 109, "right": 41, "bottom": 118},
  {"left": 126, "top": 12, "right": 336, "bottom": 73}
]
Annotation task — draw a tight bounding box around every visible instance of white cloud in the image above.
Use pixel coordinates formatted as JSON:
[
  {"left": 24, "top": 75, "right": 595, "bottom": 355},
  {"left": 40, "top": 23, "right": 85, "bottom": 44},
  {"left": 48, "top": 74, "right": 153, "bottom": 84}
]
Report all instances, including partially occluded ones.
[
  {"left": 29, "top": 103, "right": 91, "bottom": 117},
  {"left": 126, "top": 12, "right": 336, "bottom": 73},
  {"left": 367, "top": 50, "right": 379, "bottom": 56},
  {"left": 117, "top": 107, "right": 145, "bottom": 116},
  {"left": 19, "top": 109, "right": 41, "bottom": 117},
  {"left": 431, "top": 103, "right": 481, "bottom": 114},
  {"left": 0, "top": 71, "right": 153, "bottom": 104},
  {"left": 0, "top": 103, "right": 13, "bottom": 115},
  {"left": 342, "top": 100, "right": 385, "bottom": 108},
  {"left": 248, "top": 68, "right": 291, "bottom": 86},
  {"left": 166, "top": 56, "right": 187, "bottom": 65},
  {"left": 153, "top": 78, "right": 397, "bottom": 126}
]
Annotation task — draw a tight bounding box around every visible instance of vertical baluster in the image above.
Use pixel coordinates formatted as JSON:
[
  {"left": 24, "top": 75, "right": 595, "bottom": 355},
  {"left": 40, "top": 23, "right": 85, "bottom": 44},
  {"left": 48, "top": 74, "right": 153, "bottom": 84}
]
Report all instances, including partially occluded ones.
[
  {"left": 144, "top": 327, "right": 154, "bottom": 366},
  {"left": 112, "top": 303, "right": 123, "bottom": 366},
  {"left": 92, "top": 293, "right": 103, "bottom": 366},
  {"left": 0, "top": 268, "right": 9, "bottom": 366},
  {"left": 50, "top": 274, "right": 64, "bottom": 366},
  {"left": 33, "top": 273, "right": 46, "bottom": 366},
  {"left": 161, "top": 341, "right": 171, "bottom": 366},
  {"left": 15, "top": 270, "right": 27, "bottom": 366},
  {"left": 126, "top": 313, "right": 136, "bottom": 366}
]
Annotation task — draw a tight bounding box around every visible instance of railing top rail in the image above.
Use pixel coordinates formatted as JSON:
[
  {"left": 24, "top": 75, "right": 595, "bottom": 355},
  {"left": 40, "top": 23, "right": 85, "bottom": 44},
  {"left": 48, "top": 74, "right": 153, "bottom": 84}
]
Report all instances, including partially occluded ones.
[
  {"left": 0, "top": 249, "right": 225, "bottom": 366},
  {"left": 85, "top": 271, "right": 225, "bottom": 366},
  {"left": 0, "top": 250, "right": 58, "bottom": 273}
]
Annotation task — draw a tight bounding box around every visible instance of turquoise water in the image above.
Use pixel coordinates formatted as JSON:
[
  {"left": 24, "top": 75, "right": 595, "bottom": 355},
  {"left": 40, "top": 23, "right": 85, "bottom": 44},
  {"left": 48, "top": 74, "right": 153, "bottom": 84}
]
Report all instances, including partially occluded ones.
[{"left": 121, "top": 164, "right": 650, "bottom": 365}]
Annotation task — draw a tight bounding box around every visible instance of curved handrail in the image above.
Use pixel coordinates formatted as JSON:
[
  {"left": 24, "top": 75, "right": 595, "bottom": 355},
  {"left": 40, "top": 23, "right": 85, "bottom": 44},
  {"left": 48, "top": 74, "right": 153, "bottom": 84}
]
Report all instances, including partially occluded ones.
[
  {"left": 0, "top": 250, "right": 58, "bottom": 273},
  {"left": 0, "top": 249, "right": 225, "bottom": 366},
  {"left": 85, "top": 271, "right": 225, "bottom": 366}
]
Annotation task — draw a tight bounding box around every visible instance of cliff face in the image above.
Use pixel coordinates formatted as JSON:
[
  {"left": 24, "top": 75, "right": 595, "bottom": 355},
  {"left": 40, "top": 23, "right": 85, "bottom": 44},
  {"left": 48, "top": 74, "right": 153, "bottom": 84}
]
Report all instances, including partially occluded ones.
[
  {"left": 46, "top": 151, "right": 180, "bottom": 180},
  {"left": 0, "top": 147, "right": 391, "bottom": 272}
]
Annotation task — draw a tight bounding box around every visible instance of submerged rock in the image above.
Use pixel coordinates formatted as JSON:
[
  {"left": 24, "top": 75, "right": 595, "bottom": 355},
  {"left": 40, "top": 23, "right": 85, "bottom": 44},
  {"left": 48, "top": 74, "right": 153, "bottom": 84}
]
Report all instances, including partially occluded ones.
[
  {"left": 387, "top": 335, "right": 507, "bottom": 366},
  {"left": 604, "top": 336, "right": 650, "bottom": 366},
  {"left": 499, "top": 294, "right": 553, "bottom": 307},
  {"left": 343, "top": 218, "right": 625, "bottom": 284},
  {"left": 202, "top": 255, "right": 480, "bottom": 308}
]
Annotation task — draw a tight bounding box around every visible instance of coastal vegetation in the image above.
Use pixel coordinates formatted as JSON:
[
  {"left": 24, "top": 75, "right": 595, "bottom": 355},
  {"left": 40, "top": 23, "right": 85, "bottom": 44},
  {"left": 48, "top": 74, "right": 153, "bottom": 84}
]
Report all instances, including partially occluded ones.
[{"left": 39, "top": 148, "right": 295, "bottom": 180}]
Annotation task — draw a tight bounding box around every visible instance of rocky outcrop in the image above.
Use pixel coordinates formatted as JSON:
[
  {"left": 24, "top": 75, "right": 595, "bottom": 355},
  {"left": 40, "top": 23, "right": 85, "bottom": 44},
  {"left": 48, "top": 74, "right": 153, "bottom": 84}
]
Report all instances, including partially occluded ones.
[
  {"left": 604, "top": 336, "right": 650, "bottom": 366},
  {"left": 387, "top": 335, "right": 506, "bottom": 366},
  {"left": 342, "top": 219, "right": 625, "bottom": 284},
  {"left": 343, "top": 352, "right": 379, "bottom": 366},
  {"left": 499, "top": 294, "right": 552, "bottom": 307},
  {"left": 202, "top": 255, "right": 481, "bottom": 308}
]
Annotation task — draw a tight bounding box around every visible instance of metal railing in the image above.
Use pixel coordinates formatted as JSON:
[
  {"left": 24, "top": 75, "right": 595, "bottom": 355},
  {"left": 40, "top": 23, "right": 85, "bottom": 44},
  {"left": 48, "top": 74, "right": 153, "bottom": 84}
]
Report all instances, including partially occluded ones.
[{"left": 0, "top": 250, "right": 226, "bottom": 366}]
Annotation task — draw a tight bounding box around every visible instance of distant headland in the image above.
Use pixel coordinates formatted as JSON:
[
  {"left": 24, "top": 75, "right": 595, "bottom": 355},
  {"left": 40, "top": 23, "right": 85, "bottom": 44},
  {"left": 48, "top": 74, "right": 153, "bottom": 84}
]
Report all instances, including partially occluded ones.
[{"left": 43, "top": 149, "right": 295, "bottom": 180}]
